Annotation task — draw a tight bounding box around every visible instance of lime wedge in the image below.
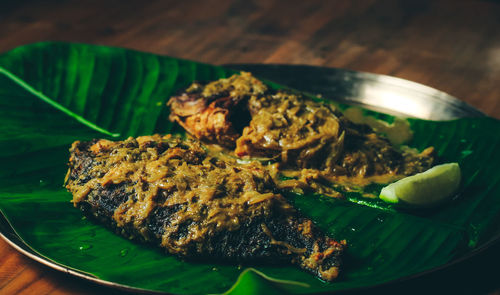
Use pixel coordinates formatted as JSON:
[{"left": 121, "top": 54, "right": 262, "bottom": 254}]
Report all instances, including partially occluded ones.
[{"left": 380, "top": 163, "right": 461, "bottom": 207}]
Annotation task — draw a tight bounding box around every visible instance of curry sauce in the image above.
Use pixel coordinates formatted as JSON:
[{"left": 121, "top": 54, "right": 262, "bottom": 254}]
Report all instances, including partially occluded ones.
[{"left": 168, "top": 72, "right": 435, "bottom": 197}]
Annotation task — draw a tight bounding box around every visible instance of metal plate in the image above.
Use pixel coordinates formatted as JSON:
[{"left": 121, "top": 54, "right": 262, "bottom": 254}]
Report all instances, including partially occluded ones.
[
  {"left": 226, "top": 64, "right": 485, "bottom": 120},
  {"left": 0, "top": 64, "right": 496, "bottom": 294}
]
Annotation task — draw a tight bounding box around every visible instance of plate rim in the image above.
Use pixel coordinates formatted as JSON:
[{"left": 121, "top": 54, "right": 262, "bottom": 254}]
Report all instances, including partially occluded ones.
[{"left": 225, "top": 63, "right": 487, "bottom": 120}]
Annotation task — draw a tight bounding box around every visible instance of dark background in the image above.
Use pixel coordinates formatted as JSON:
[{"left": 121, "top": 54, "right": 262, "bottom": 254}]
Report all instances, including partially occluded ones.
[
  {"left": 0, "top": 0, "right": 499, "bottom": 120},
  {"left": 0, "top": 0, "right": 499, "bottom": 294}
]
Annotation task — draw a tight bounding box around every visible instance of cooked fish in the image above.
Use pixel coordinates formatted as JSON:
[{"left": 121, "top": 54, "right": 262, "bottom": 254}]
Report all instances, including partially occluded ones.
[
  {"left": 167, "top": 72, "right": 267, "bottom": 148},
  {"left": 168, "top": 72, "right": 435, "bottom": 192},
  {"left": 65, "top": 135, "right": 345, "bottom": 281}
]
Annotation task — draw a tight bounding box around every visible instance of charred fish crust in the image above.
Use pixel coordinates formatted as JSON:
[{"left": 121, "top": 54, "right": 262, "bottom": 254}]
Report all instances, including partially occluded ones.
[
  {"left": 170, "top": 219, "right": 194, "bottom": 240},
  {"left": 184, "top": 214, "right": 303, "bottom": 263},
  {"left": 77, "top": 201, "right": 143, "bottom": 242},
  {"left": 146, "top": 203, "right": 184, "bottom": 236},
  {"left": 66, "top": 140, "right": 99, "bottom": 185},
  {"left": 265, "top": 217, "right": 308, "bottom": 249},
  {"left": 97, "top": 184, "right": 131, "bottom": 213},
  {"left": 75, "top": 182, "right": 133, "bottom": 223},
  {"left": 66, "top": 135, "right": 345, "bottom": 281},
  {"left": 263, "top": 215, "right": 344, "bottom": 278},
  {"left": 197, "top": 216, "right": 282, "bottom": 261}
]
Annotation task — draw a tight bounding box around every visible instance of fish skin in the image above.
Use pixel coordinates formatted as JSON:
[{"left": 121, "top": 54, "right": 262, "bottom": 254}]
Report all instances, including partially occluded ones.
[{"left": 65, "top": 135, "right": 345, "bottom": 281}]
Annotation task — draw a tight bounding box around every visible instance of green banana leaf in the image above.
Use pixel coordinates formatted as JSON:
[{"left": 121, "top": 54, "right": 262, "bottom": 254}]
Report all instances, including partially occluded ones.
[{"left": 0, "top": 42, "right": 499, "bottom": 295}]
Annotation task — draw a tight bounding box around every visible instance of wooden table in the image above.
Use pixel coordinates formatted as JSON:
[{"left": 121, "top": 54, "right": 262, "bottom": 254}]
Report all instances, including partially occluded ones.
[{"left": 0, "top": 0, "right": 499, "bottom": 294}]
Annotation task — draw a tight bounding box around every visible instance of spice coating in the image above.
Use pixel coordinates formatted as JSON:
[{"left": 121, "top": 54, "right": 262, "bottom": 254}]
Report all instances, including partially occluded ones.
[
  {"left": 65, "top": 135, "right": 345, "bottom": 281},
  {"left": 168, "top": 72, "right": 435, "bottom": 194}
]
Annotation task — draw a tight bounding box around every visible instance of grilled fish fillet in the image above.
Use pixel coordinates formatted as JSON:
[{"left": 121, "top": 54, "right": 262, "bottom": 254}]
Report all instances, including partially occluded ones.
[{"left": 65, "top": 135, "right": 345, "bottom": 281}]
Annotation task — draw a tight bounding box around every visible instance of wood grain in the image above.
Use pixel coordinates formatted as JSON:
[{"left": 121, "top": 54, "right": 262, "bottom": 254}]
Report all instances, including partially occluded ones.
[{"left": 0, "top": 0, "right": 499, "bottom": 294}]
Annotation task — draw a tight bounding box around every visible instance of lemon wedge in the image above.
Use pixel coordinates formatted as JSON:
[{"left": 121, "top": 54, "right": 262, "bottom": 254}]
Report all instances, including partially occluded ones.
[{"left": 380, "top": 163, "right": 461, "bottom": 207}]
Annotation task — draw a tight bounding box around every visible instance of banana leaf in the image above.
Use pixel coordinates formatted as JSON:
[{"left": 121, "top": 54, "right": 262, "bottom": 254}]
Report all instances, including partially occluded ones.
[{"left": 0, "top": 42, "right": 499, "bottom": 295}]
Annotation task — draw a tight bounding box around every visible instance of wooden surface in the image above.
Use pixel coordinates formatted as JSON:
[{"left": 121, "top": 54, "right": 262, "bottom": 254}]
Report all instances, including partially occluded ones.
[{"left": 0, "top": 0, "right": 499, "bottom": 294}]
